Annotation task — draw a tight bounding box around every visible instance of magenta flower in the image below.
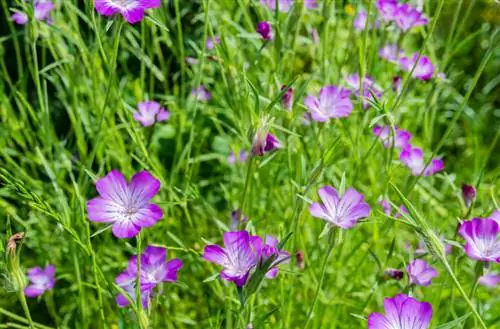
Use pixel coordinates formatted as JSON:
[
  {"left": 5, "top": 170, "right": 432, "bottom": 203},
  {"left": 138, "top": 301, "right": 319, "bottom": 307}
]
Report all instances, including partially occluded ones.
[
  {"left": 368, "top": 294, "right": 432, "bottom": 329},
  {"left": 478, "top": 273, "right": 500, "bottom": 288},
  {"left": 310, "top": 186, "right": 370, "bottom": 229},
  {"left": 11, "top": 1, "right": 55, "bottom": 25},
  {"left": 94, "top": 0, "right": 160, "bottom": 24},
  {"left": 373, "top": 125, "right": 412, "bottom": 149},
  {"left": 461, "top": 184, "right": 476, "bottom": 208},
  {"left": 87, "top": 170, "right": 163, "bottom": 239},
  {"left": 24, "top": 265, "right": 56, "bottom": 298},
  {"left": 251, "top": 132, "right": 281, "bottom": 157},
  {"left": 392, "top": 76, "right": 403, "bottom": 93},
  {"left": 378, "top": 198, "right": 391, "bottom": 216},
  {"left": 394, "top": 4, "right": 428, "bottom": 31},
  {"left": 260, "top": 0, "right": 293, "bottom": 12},
  {"left": 353, "top": 10, "right": 367, "bottom": 31},
  {"left": 395, "top": 205, "right": 409, "bottom": 219},
  {"left": 345, "top": 74, "right": 382, "bottom": 109},
  {"left": 490, "top": 210, "right": 500, "bottom": 225},
  {"left": 384, "top": 268, "right": 404, "bottom": 281},
  {"left": 400, "top": 53, "right": 435, "bottom": 81},
  {"left": 304, "top": 0, "right": 317, "bottom": 9},
  {"left": 115, "top": 271, "right": 151, "bottom": 308},
  {"left": 304, "top": 86, "right": 353, "bottom": 122},
  {"left": 256, "top": 21, "right": 273, "bottom": 40},
  {"left": 459, "top": 218, "right": 500, "bottom": 263},
  {"left": 251, "top": 235, "right": 290, "bottom": 278},
  {"left": 133, "top": 101, "right": 170, "bottom": 127},
  {"left": 281, "top": 85, "right": 294, "bottom": 111},
  {"left": 191, "top": 85, "right": 212, "bottom": 102},
  {"left": 399, "top": 146, "right": 444, "bottom": 176},
  {"left": 206, "top": 36, "right": 220, "bottom": 50},
  {"left": 379, "top": 44, "right": 403, "bottom": 63},
  {"left": 376, "top": 0, "right": 399, "bottom": 21},
  {"left": 228, "top": 150, "right": 249, "bottom": 165},
  {"left": 406, "top": 259, "right": 438, "bottom": 287},
  {"left": 203, "top": 231, "right": 258, "bottom": 287}
]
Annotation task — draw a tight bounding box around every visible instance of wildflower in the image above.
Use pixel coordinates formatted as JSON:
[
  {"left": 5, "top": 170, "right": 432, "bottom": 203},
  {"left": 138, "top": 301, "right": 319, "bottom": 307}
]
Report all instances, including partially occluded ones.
[
  {"left": 11, "top": 1, "right": 55, "bottom": 25},
  {"left": 94, "top": 0, "right": 160, "bottom": 24},
  {"left": 206, "top": 36, "right": 220, "bottom": 50},
  {"left": 478, "top": 273, "right": 500, "bottom": 288},
  {"left": 400, "top": 53, "right": 435, "bottom": 81},
  {"left": 392, "top": 76, "right": 403, "bottom": 93},
  {"left": 281, "top": 85, "right": 294, "bottom": 111},
  {"left": 251, "top": 235, "right": 290, "bottom": 278},
  {"left": 373, "top": 125, "right": 412, "bottom": 149},
  {"left": 461, "top": 184, "right": 476, "bottom": 208},
  {"left": 379, "top": 44, "right": 403, "bottom": 63},
  {"left": 203, "top": 231, "right": 258, "bottom": 287},
  {"left": 230, "top": 209, "right": 248, "bottom": 231},
  {"left": 394, "top": 3, "right": 428, "bottom": 31},
  {"left": 256, "top": 21, "right": 273, "bottom": 40},
  {"left": 490, "top": 210, "right": 500, "bottom": 225},
  {"left": 345, "top": 74, "right": 382, "bottom": 109},
  {"left": 368, "top": 294, "right": 432, "bottom": 329},
  {"left": 310, "top": 186, "right": 370, "bottom": 229},
  {"left": 458, "top": 218, "right": 500, "bottom": 263},
  {"left": 399, "top": 146, "right": 444, "bottom": 176},
  {"left": 191, "top": 85, "right": 212, "bottom": 102},
  {"left": 376, "top": 0, "right": 399, "bottom": 22},
  {"left": 133, "top": 101, "right": 169, "bottom": 127},
  {"left": 406, "top": 259, "right": 438, "bottom": 286},
  {"left": 353, "top": 9, "right": 367, "bottom": 31},
  {"left": 384, "top": 268, "right": 404, "bottom": 281},
  {"left": 87, "top": 170, "right": 163, "bottom": 239},
  {"left": 228, "top": 151, "right": 249, "bottom": 165},
  {"left": 115, "top": 271, "right": 151, "bottom": 308},
  {"left": 395, "top": 205, "right": 409, "bottom": 218},
  {"left": 25, "top": 265, "right": 56, "bottom": 298},
  {"left": 296, "top": 251, "right": 305, "bottom": 270},
  {"left": 260, "top": 0, "right": 293, "bottom": 12},
  {"left": 304, "top": 86, "right": 353, "bottom": 122},
  {"left": 251, "top": 132, "right": 281, "bottom": 157},
  {"left": 305, "top": 0, "right": 317, "bottom": 9},
  {"left": 378, "top": 198, "right": 391, "bottom": 216}
]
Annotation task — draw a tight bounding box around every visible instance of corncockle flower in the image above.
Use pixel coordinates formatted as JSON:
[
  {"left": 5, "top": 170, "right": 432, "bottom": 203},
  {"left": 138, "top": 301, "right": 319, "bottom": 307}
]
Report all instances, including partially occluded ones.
[
  {"left": 206, "top": 36, "right": 220, "bottom": 50},
  {"left": 478, "top": 273, "right": 500, "bottom": 287},
  {"left": 304, "top": 86, "right": 353, "bottom": 122},
  {"left": 461, "top": 184, "right": 476, "bottom": 208},
  {"left": 490, "top": 210, "right": 500, "bottom": 225},
  {"left": 256, "top": 21, "right": 273, "bottom": 40},
  {"left": 392, "top": 76, "right": 403, "bottom": 93},
  {"left": 251, "top": 132, "right": 281, "bottom": 157},
  {"left": 260, "top": 0, "right": 293, "bottom": 12},
  {"left": 11, "top": 1, "right": 55, "bottom": 25},
  {"left": 399, "top": 146, "right": 444, "bottom": 176},
  {"left": 133, "top": 101, "right": 170, "bottom": 127},
  {"left": 25, "top": 265, "right": 56, "bottom": 298},
  {"left": 345, "top": 74, "right": 382, "bottom": 109},
  {"left": 368, "top": 294, "right": 432, "bottom": 329},
  {"left": 310, "top": 186, "right": 371, "bottom": 229},
  {"left": 400, "top": 53, "right": 435, "bottom": 81},
  {"left": 281, "top": 85, "right": 294, "bottom": 111},
  {"left": 127, "top": 246, "right": 183, "bottom": 289},
  {"left": 203, "top": 231, "right": 258, "bottom": 286},
  {"left": 115, "top": 271, "right": 151, "bottom": 308},
  {"left": 373, "top": 125, "right": 412, "bottom": 149},
  {"left": 395, "top": 205, "right": 409, "bottom": 218},
  {"left": 94, "top": 0, "right": 160, "bottom": 24},
  {"left": 228, "top": 150, "right": 249, "bottom": 165},
  {"left": 353, "top": 10, "right": 367, "bottom": 30},
  {"left": 384, "top": 268, "right": 404, "bottom": 281},
  {"left": 458, "top": 218, "right": 500, "bottom": 263},
  {"left": 406, "top": 259, "right": 438, "bottom": 286},
  {"left": 230, "top": 209, "right": 248, "bottom": 231},
  {"left": 305, "top": 0, "right": 317, "bottom": 9},
  {"left": 87, "top": 170, "right": 163, "bottom": 238},
  {"left": 191, "top": 85, "right": 211, "bottom": 102},
  {"left": 376, "top": 0, "right": 399, "bottom": 21},
  {"left": 394, "top": 3, "right": 428, "bottom": 31},
  {"left": 379, "top": 44, "right": 403, "bottom": 63},
  {"left": 251, "top": 235, "right": 290, "bottom": 278},
  {"left": 378, "top": 198, "right": 391, "bottom": 215}
]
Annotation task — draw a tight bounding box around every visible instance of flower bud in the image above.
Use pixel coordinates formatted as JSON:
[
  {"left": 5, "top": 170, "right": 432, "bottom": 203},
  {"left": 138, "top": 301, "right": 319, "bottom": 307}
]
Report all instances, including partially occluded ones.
[{"left": 461, "top": 183, "right": 476, "bottom": 208}]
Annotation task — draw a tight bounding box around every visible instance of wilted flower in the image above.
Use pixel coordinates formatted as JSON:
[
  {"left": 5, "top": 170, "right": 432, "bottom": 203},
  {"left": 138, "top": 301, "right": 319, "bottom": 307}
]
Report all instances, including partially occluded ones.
[
  {"left": 379, "top": 44, "right": 403, "bottom": 63},
  {"left": 399, "top": 146, "right": 444, "bottom": 176},
  {"left": 406, "top": 259, "right": 438, "bottom": 287},
  {"left": 191, "top": 85, "right": 212, "bottom": 102},
  {"left": 228, "top": 151, "right": 249, "bottom": 165},
  {"left": 373, "top": 125, "right": 412, "bottom": 149},
  {"left": 115, "top": 271, "right": 151, "bottom": 308},
  {"left": 133, "top": 101, "right": 170, "bottom": 127},
  {"left": 376, "top": 0, "right": 399, "bottom": 21},
  {"left": 251, "top": 131, "right": 281, "bottom": 157},
  {"left": 260, "top": 0, "right": 293, "bottom": 12},
  {"left": 251, "top": 235, "right": 290, "bottom": 278},
  {"left": 206, "top": 36, "right": 220, "bottom": 50},
  {"left": 478, "top": 273, "right": 500, "bottom": 288},
  {"left": 11, "top": 1, "right": 55, "bottom": 25},
  {"left": 394, "top": 3, "right": 428, "bottom": 31},
  {"left": 368, "top": 294, "right": 432, "bottom": 329},
  {"left": 25, "top": 265, "right": 56, "bottom": 298},
  {"left": 256, "top": 21, "right": 273, "bottom": 40},
  {"left": 281, "top": 85, "right": 294, "bottom": 111},
  {"left": 87, "top": 170, "right": 163, "bottom": 238},
  {"left": 458, "top": 218, "right": 500, "bottom": 263},
  {"left": 94, "top": 0, "right": 160, "bottom": 24},
  {"left": 310, "top": 186, "right": 371, "bottom": 229},
  {"left": 230, "top": 209, "right": 248, "bottom": 231},
  {"left": 400, "top": 53, "right": 435, "bottom": 81},
  {"left": 304, "top": 86, "right": 353, "bottom": 122},
  {"left": 461, "top": 184, "right": 476, "bottom": 208},
  {"left": 384, "top": 268, "right": 404, "bottom": 281},
  {"left": 296, "top": 251, "right": 305, "bottom": 270}
]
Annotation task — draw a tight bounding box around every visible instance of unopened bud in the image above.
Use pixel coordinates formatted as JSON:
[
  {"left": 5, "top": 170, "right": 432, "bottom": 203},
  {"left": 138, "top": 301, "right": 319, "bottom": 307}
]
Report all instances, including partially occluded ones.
[{"left": 384, "top": 268, "right": 404, "bottom": 281}]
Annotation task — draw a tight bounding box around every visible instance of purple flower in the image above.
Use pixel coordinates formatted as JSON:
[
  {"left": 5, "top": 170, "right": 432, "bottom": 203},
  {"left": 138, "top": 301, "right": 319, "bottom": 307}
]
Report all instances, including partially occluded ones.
[
  {"left": 256, "top": 21, "right": 273, "bottom": 40},
  {"left": 94, "top": 0, "right": 160, "bottom": 24},
  {"left": 392, "top": 76, "right": 403, "bottom": 93},
  {"left": 353, "top": 9, "right": 368, "bottom": 30},
  {"left": 304, "top": 86, "right": 353, "bottom": 122},
  {"left": 260, "top": 0, "right": 293, "bottom": 12},
  {"left": 379, "top": 44, "right": 403, "bottom": 63},
  {"left": 133, "top": 101, "right": 170, "bottom": 127},
  {"left": 395, "top": 3, "right": 428, "bottom": 31},
  {"left": 478, "top": 273, "right": 500, "bottom": 288},
  {"left": 459, "top": 218, "right": 500, "bottom": 263},
  {"left": 203, "top": 231, "right": 258, "bottom": 287},
  {"left": 310, "top": 186, "right": 371, "bottom": 229},
  {"left": 251, "top": 132, "right": 281, "bottom": 157},
  {"left": 378, "top": 198, "right": 391, "bottom": 216},
  {"left": 368, "top": 294, "right": 432, "bottom": 329},
  {"left": 399, "top": 146, "right": 444, "bottom": 176},
  {"left": 304, "top": 0, "right": 317, "bottom": 9},
  {"left": 87, "top": 170, "right": 163, "bottom": 239},
  {"left": 406, "top": 259, "right": 438, "bottom": 286},
  {"left": 251, "top": 235, "right": 290, "bottom": 278},
  {"left": 490, "top": 210, "right": 500, "bottom": 225},
  {"left": 24, "top": 265, "right": 56, "bottom": 298},
  {"left": 384, "top": 268, "right": 404, "bottom": 281},
  {"left": 400, "top": 53, "right": 435, "bottom": 81},
  {"left": 345, "top": 74, "right": 382, "bottom": 109},
  {"left": 228, "top": 150, "right": 249, "bottom": 165},
  {"left": 373, "top": 125, "right": 412, "bottom": 149},
  {"left": 461, "top": 184, "right": 476, "bottom": 208},
  {"left": 230, "top": 209, "right": 248, "bottom": 231},
  {"left": 191, "top": 85, "right": 212, "bottom": 102},
  {"left": 281, "top": 85, "right": 294, "bottom": 111},
  {"left": 376, "top": 0, "right": 399, "bottom": 22},
  {"left": 11, "top": 1, "right": 55, "bottom": 25},
  {"left": 115, "top": 271, "right": 151, "bottom": 309},
  {"left": 395, "top": 205, "right": 409, "bottom": 218},
  {"left": 206, "top": 36, "right": 220, "bottom": 50}
]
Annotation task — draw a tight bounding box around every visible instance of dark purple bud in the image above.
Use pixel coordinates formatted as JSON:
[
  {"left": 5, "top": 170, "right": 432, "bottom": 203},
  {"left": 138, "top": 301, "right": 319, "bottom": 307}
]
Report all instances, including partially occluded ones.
[
  {"left": 251, "top": 131, "right": 281, "bottom": 157},
  {"left": 296, "top": 251, "right": 305, "bottom": 270},
  {"left": 461, "top": 184, "right": 476, "bottom": 208},
  {"left": 384, "top": 268, "right": 404, "bottom": 281},
  {"left": 230, "top": 209, "right": 248, "bottom": 230},
  {"left": 256, "top": 21, "right": 273, "bottom": 40},
  {"left": 281, "top": 85, "right": 294, "bottom": 111},
  {"left": 392, "top": 76, "right": 402, "bottom": 93}
]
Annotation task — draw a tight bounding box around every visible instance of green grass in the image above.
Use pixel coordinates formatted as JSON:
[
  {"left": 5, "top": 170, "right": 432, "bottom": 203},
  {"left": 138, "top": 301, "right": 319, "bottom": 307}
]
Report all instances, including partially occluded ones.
[{"left": 1, "top": 0, "right": 500, "bottom": 328}]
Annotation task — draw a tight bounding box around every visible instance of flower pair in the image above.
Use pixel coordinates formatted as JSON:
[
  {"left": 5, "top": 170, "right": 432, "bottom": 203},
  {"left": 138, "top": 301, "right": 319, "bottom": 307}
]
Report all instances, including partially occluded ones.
[
  {"left": 379, "top": 45, "right": 435, "bottom": 81},
  {"left": 376, "top": 0, "right": 428, "bottom": 31},
  {"left": 11, "top": 1, "right": 54, "bottom": 25}
]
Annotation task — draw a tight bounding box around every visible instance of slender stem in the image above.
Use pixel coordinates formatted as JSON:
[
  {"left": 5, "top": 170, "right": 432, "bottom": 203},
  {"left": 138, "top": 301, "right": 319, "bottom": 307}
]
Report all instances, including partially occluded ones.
[
  {"left": 136, "top": 232, "right": 146, "bottom": 328},
  {"left": 17, "top": 291, "right": 34, "bottom": 329}
]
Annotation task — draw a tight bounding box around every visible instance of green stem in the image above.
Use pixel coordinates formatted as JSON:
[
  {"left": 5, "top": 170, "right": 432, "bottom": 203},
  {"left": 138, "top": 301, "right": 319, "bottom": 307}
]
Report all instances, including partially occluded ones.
[{"left": 17, "top": 291, "right": 34, "bottom": 329}]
